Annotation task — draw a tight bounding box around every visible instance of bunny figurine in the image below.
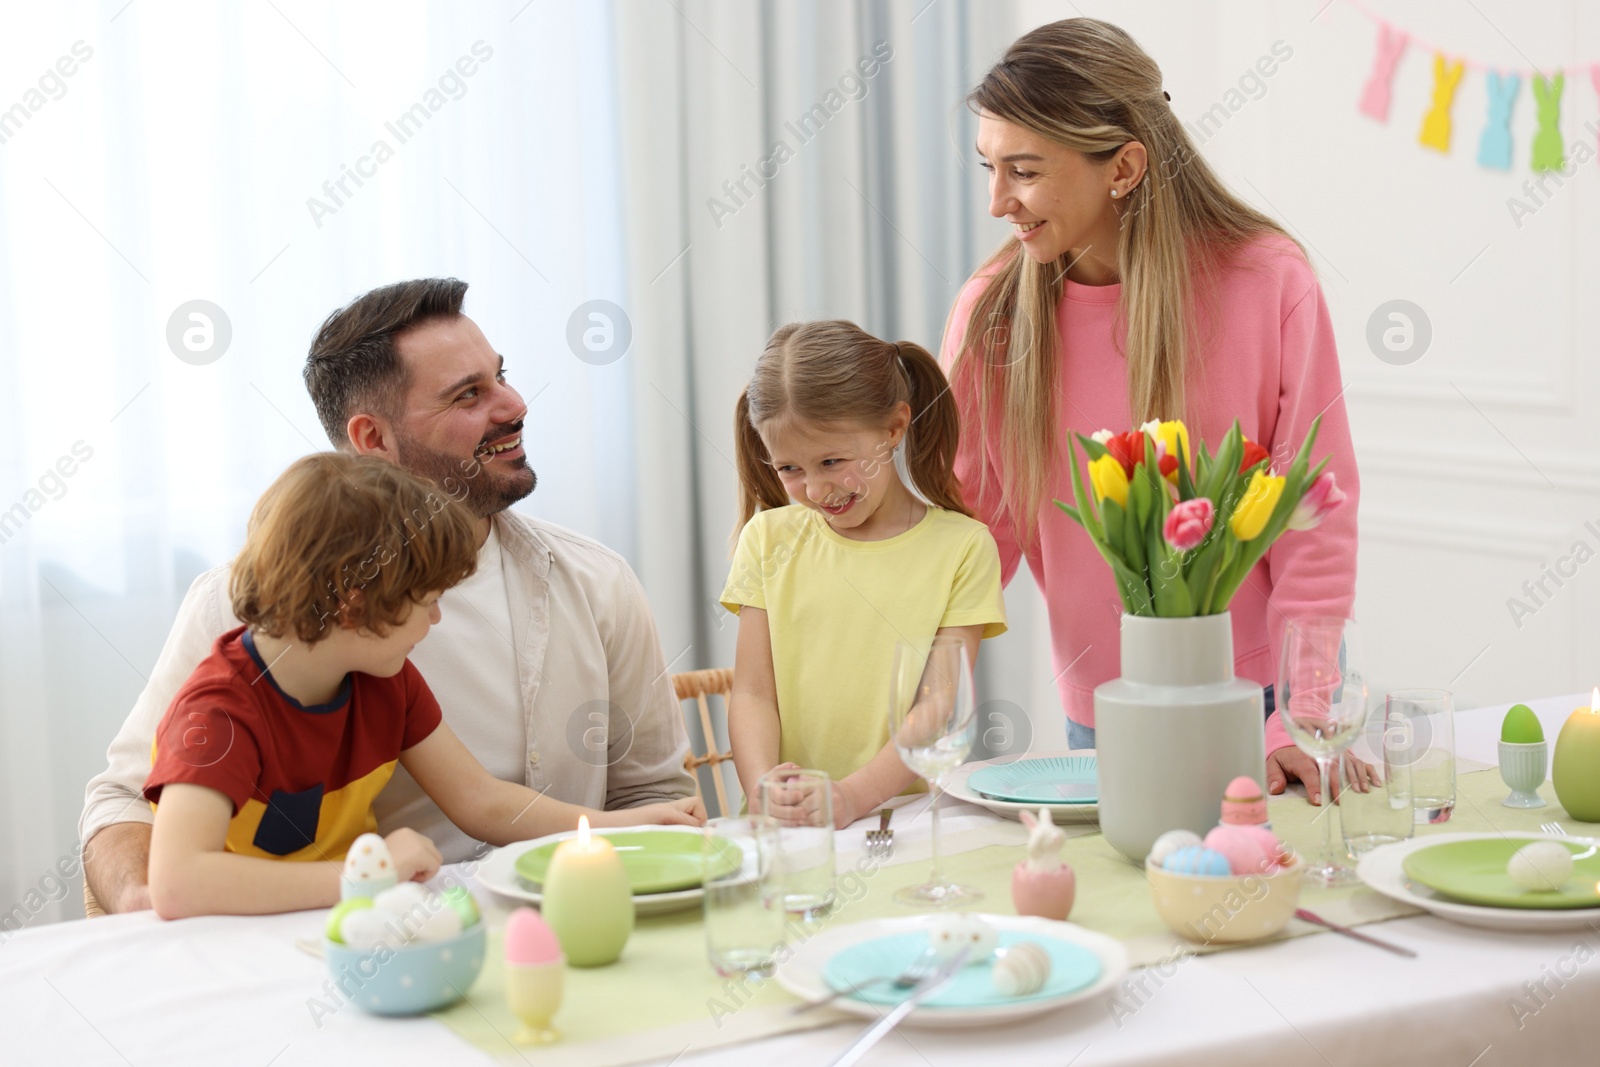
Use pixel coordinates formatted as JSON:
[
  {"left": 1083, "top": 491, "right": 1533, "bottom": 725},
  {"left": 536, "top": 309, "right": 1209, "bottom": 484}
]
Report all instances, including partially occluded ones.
[{"left": 1010, "top": 808, "right": 1076, "bottom": 921}]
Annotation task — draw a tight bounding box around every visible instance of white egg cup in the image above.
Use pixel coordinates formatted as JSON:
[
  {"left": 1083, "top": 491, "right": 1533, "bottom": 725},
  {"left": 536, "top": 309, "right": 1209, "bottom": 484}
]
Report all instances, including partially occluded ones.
[{"left": 1498, "top": 740, "right": 1548, "bottom": 809}]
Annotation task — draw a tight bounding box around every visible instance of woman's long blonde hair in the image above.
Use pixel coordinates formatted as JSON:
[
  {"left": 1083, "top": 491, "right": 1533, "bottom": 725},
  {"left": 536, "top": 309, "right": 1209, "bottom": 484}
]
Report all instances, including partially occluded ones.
[
  {"left": 948, "top": 17, "right": 1298, "bottom": 546},
  {"left": 733, "top": 320, "right": 970, "bottom": 543}
]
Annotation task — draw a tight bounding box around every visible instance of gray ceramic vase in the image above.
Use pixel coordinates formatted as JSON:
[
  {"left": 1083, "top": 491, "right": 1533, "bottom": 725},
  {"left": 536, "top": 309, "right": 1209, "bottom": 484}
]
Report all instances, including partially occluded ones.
[{"left": 1094, "top": 612, "right": 1266, "bottom": 864}]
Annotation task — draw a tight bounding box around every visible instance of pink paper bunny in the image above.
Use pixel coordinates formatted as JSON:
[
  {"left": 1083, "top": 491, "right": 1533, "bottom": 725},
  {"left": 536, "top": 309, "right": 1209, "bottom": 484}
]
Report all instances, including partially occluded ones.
[{"left": 1358, "top": 24, "right": 1408, "bottom": 122}]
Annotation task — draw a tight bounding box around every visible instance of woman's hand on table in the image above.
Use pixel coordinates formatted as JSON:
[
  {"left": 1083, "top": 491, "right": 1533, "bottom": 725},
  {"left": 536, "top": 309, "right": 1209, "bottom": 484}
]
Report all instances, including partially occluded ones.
[{"left": 1266, "top": 748, "right": 1381, "bottom": 805}]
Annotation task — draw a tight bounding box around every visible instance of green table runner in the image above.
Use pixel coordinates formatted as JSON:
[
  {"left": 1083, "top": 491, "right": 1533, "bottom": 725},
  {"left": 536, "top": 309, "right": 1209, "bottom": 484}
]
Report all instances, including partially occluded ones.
[{"left": 435, "top": 768, "right": 1594, "bottom": 1065}]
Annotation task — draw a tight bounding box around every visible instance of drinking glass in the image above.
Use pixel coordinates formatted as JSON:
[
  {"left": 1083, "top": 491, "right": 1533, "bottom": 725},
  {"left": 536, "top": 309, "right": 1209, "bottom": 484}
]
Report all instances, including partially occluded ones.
[
  {"left": 1278, "top": 617, "right": 1369, "bottom": 887},
  {"left": 702, "top": 815, "right": 784, "bottom": 976},
  {"left": 1338, "top": 701, "right": 1414, "bottom": 858},
  {"left": 758, "top": 767, "right": 836, "bottom": 915},
  {"left": 888, "top": 636, "right": 979, "bottom": 907},
  {"left": 1387, "top": 689, "right": 1456, "bottom": 824}
]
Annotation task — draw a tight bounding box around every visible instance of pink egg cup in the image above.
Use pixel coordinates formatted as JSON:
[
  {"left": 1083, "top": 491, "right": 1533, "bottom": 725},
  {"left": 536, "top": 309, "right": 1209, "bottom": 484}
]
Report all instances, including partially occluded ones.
[{"left": 1011, "top": 863, "right": 1076, "bottom": 922}]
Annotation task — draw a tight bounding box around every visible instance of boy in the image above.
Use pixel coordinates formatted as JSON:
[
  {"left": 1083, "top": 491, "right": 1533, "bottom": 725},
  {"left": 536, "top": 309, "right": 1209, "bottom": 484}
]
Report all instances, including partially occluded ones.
[{"left": 145, "top": 453, "right": 702, "bottom": 918}]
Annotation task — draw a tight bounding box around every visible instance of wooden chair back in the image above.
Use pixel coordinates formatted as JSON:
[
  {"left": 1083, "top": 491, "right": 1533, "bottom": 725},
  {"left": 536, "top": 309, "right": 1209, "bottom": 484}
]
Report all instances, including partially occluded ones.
[
  {"left": 83, "top": 876, "right": 106, "bottom": 918},
  {"left": 673, "top": 668, "right": 738, "bottom": 817}
]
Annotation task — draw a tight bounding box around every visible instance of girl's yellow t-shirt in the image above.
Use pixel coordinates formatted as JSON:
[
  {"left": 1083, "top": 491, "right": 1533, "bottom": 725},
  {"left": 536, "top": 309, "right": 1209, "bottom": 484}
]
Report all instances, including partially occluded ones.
[{"left": 720, "top": 504, "right": 1007, "bottom": 785}]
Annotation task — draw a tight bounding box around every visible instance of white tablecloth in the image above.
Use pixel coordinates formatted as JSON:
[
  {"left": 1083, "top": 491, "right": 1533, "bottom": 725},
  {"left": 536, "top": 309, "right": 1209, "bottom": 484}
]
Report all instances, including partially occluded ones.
[{"left": 3, "top": 694, "right": 1597, "bottom": 1066}]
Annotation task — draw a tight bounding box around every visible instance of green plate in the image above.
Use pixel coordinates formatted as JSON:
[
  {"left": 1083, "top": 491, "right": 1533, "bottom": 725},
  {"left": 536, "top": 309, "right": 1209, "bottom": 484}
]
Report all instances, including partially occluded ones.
[
  {"left": 1402, "top": 838, "right": 1600, "bottom": 909},
  {"left": 514, "top": 831, "right": 740, "bottom": 896}
]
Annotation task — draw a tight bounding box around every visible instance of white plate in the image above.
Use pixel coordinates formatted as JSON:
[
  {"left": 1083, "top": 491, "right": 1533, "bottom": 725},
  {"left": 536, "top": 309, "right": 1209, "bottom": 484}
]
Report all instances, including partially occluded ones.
[
  {"left": 776, "top": 914, "right": 1128, "bottom": 1027},
  {"left": 944, "top": 751, "right": 1100, "bottom": 823},
  {"left": 1357, "top": 831, "right": 1600, "bottom": 932},
  {"left": 474, "top": 825, "right": 706, "bottom": 916}
]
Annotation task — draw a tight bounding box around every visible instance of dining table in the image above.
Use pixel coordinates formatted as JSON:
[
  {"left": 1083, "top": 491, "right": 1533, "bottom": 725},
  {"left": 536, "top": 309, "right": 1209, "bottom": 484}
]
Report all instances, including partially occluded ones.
[{"left": 4, "top": 692, "right": 1599, "bottom": 1066}]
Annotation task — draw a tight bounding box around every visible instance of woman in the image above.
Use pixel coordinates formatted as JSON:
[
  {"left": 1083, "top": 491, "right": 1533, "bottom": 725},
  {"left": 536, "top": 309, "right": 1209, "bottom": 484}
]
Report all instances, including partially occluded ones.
[{"left": 943, "top": 18, "right": 1358, "bottom": 802}]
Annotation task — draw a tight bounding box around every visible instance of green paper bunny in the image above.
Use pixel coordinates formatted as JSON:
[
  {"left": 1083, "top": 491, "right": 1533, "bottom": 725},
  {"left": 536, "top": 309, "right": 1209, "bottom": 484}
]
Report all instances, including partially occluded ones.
[{"left": 1531, "top": 72, "right": 1564, "bottom": 172}]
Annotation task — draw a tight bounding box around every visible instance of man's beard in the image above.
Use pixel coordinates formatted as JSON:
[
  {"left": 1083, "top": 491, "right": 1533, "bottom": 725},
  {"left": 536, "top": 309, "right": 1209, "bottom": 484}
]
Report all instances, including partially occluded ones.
[{"left": 394, "top": 430, "right": 536, "bottom": 519}]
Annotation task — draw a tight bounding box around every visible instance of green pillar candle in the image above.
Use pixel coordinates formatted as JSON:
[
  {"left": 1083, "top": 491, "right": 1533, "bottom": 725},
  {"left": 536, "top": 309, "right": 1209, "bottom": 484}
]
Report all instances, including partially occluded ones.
[
  {"left": 541, "top": 818, "right": 634, "bottom": 967},
  {"left": 1552, "top": 689, "right": 1600, "bottom": 823}
]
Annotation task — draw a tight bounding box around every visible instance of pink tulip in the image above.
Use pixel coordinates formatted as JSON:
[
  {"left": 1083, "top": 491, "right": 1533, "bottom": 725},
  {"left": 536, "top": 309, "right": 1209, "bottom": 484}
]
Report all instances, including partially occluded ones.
[
  {"left": 1163, "top": 498, "right": 1214, "bottom": 551},
  {"left": 1288, "top": 471, "right": 1345, "bottom": 531}
]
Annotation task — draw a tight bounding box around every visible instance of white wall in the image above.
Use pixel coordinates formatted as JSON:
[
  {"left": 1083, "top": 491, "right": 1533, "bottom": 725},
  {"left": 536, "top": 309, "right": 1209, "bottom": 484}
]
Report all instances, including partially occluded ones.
[{"left": 1011, "top": 0, "right": 1600, "bottom": 715}]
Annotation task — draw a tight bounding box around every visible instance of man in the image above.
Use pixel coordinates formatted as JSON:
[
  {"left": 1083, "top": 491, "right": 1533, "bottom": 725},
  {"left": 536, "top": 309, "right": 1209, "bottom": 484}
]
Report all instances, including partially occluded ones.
[{"left": 81, "top": 278, "right": 696, "bottom": 913}]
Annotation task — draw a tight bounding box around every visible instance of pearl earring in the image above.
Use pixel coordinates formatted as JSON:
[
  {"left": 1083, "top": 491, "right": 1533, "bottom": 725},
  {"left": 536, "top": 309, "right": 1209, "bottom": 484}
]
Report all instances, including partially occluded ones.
[{"left": 1110, "top": 189, "right": 1119, "bottom": 198}]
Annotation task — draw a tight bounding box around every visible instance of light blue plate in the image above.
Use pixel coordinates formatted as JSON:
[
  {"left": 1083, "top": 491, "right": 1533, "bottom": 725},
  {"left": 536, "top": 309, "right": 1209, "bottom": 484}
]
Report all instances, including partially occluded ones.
[
  {"left": 966, "top": 756, "right": 1098, "bottom": 804},
  {"left": 824, "top": 931, "right": 1101, "bottom": 1008}
]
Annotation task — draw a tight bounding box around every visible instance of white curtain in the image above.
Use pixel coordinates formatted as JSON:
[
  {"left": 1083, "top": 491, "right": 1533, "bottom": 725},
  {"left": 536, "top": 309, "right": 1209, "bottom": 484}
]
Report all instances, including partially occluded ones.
[
  {"left": 0, "top": 0, "right": 1053, "bottom": 923},
  {"left": 0, "top": 0, "right": 635, "bottom": 924}
]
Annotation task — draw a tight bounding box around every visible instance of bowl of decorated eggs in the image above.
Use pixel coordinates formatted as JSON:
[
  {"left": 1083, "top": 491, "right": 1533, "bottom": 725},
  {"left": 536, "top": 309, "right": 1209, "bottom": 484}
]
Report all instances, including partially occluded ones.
[
  {"left": 1144, "top": 823, "right": 1303, "bottom": 944},
  {"left": 323, "top": 835, "right": 487, "bottom": 1016}
]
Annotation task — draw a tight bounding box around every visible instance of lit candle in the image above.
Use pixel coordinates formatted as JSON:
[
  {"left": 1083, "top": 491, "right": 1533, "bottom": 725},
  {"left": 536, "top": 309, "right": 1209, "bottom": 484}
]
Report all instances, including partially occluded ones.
[
  {"left": 1552, "top": 687, "right": 1600, "bottom": 823},
  {"left": 540, "top": 817, "right": 634, "bottom": 967}
]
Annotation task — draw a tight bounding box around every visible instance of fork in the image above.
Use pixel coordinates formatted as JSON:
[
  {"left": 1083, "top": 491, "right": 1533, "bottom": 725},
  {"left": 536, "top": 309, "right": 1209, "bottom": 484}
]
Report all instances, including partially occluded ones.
[
  {"left": 865, "top": 807, "right": 894, "bottom": 857},
  {"left": 1539, "top": 821, "right": 1600, "bottom": 859},
  {"left": 789, "top": 944, "right": 937, "bottom": 1015}
]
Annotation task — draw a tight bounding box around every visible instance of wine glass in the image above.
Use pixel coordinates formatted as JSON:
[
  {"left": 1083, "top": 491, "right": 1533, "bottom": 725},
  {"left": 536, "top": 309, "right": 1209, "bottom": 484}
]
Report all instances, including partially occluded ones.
[
  {"left": 1278, "top": 617, "right": 1370, "bottom": 887},
  {"left": 888, "top": 636, "right": 979, "bottom": 907}
]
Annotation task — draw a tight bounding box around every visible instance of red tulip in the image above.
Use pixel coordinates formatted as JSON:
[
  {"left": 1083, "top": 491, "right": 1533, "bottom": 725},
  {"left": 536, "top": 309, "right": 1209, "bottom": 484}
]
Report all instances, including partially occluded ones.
[
  {"left": 1104, "top": 431, "right": 1144, "bottom": 477},
  {"left": 1239, "top": 440, "right": 1270, "bottom": 474}
]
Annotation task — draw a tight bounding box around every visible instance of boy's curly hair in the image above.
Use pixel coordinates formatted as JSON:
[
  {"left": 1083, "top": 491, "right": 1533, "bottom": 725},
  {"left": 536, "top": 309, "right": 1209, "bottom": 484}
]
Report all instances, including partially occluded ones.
[{"left": 230, "top": 453, "right": 479, "bottom": 642}]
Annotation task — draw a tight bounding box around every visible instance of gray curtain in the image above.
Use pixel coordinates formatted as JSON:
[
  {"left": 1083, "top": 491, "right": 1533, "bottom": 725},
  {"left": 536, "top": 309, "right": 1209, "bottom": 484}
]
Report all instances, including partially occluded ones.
[{"left": 612, "top": 0, "right": 1041, "bottom": 807}]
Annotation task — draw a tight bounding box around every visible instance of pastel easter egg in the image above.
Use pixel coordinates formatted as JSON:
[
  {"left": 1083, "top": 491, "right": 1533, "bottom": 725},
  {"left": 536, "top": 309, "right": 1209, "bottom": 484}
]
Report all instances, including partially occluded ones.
[
  {"left": 1147, "top": 829, "right": 1202, "bottom": 870},
  {"left": 1220, "top": 775, "right": 1269, "bottom": 826},
  {"left": 1502, "top": 704, "right": 1544, "bottom": 744},
  {"left": 1204, "top": 825, "right": 1286, "bottom": 876},
  {"left": 338, "top": 907, "right": 399, "bottom": 950},
  {"left": 1162, "top": 845, "right": 1231, "bottom": 877},
  {"left": 992, "top": 941, "right": 1051, "bottom": 997},
  {"left": 372, "top": 882, "right": 431, "bottom": 916},
  {"left": 324, "top": 896, "right": 373, "bottom": 944},
  {"left": 504, "top": 907, "right": 564, "bottom": 966},
  {"left": 442, "top": 885, "right": 481, "bottom": 928},
  {"left": 343, "top": 833, "right": 392, "bottom": 878},
  {"left": 1508, "top": 841, "right": 1573, "bottom": 891},
  {"left": 412, "top": 904, "right": 464, "bottom": 943}
]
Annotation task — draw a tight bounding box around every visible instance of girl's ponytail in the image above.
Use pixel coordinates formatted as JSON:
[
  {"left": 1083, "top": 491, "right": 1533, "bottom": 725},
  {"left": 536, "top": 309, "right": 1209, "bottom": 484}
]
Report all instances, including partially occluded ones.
[
  {"left": 895, "top": 340, "right": 972, "bottom": 518},
  {"left": 733, "top": 388, "right": 789, "bottom": 548}
]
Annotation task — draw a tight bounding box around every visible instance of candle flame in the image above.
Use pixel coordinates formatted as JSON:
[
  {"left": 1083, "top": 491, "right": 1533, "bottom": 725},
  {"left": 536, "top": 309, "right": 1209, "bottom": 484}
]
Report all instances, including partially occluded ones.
[
  {"left": 577, "top": 814, "right": 591, "bottom": 845},
  {"left": 1591, "top": 686, "right": 1599, "bottom": 712}
]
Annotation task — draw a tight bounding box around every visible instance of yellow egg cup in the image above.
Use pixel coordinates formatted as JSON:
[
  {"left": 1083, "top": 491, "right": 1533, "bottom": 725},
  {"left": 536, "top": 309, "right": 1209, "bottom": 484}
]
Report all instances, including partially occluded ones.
[{"left": 506, "top": 960, "right": 565, "bottom": 1045}]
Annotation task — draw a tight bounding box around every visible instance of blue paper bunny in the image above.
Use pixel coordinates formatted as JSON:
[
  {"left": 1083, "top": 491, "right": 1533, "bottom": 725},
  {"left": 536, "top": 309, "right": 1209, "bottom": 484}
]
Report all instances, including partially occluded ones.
[{"left": 1477, "top": 71, "right": 1519, "bottom": 170}]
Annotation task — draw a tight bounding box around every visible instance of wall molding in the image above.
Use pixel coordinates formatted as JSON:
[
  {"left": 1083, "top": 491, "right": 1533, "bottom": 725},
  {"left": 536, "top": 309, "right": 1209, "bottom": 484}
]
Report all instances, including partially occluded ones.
[
  {"left": 1345, "top": 370, "right": 1570, "bottom": 412},
  {"left": 1361, "top": 507, "right": 1572, "bottom": 561},
  {"left": 1357, "top": 440, "right": 1600, "bottom": 495}
]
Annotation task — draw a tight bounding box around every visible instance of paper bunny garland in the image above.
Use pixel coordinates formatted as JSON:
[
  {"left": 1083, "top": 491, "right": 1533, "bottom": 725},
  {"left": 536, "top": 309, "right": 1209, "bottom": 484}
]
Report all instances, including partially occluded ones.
[
  {"left": 1418, "top": 54, "right": 1465, "bottom": 152},
  {"left": 1531, "top": 72, "right": 1565, "bottom": 172},
  {"left": 1477, "top": 71, "right": 1520, "bottom": 170}
]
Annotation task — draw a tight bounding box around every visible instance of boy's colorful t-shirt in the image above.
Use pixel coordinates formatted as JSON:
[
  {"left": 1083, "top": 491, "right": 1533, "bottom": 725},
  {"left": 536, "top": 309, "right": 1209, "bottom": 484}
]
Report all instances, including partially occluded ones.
[
  {"left": 720, "top": 505, "right": 1007, "bottom": 784},
  {"left": 143, "top": 626, "right": 442, "bottom": 862}
]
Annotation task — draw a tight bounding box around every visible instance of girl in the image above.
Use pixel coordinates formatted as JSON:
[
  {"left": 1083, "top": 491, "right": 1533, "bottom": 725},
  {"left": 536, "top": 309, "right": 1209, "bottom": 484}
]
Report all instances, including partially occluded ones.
[
  {"left": 722, "top": 321, "right": 1007, "bottom": 829},
  {"left": 944, "top": 19, "right": 1359, "bottom": 802}
]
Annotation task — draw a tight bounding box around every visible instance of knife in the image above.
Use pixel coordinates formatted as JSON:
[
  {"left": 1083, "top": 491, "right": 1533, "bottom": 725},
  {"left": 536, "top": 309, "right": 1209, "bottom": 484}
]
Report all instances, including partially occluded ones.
[{"left": 825, "top": 947, "right": 971, "bottom": 1067}]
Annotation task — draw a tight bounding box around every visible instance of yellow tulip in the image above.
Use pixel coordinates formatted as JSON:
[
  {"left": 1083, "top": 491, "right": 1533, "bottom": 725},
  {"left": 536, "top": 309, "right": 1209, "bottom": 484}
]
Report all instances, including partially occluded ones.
[
  {"left": 1229, "top": 470, "right": 1285, "bottom": 541},
  {"left": 1155, "top": 420, "right": 1190, "bottom": 467},
  {"left": 1089, "top": 453, "right": 1130, "bottom": 507}
]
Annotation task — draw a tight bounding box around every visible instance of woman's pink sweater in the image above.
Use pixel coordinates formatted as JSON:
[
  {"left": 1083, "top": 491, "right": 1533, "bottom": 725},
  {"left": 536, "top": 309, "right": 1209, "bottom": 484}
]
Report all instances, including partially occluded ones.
[{"left": 945, "top": 235, "right": 1359, "bottom": 756}]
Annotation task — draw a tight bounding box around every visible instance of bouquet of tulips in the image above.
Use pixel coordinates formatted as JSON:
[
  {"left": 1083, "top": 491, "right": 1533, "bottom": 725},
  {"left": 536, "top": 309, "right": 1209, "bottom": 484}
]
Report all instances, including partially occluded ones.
[{"left": 1057, "top": 417, "right": 1344, "bottom": 617}]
